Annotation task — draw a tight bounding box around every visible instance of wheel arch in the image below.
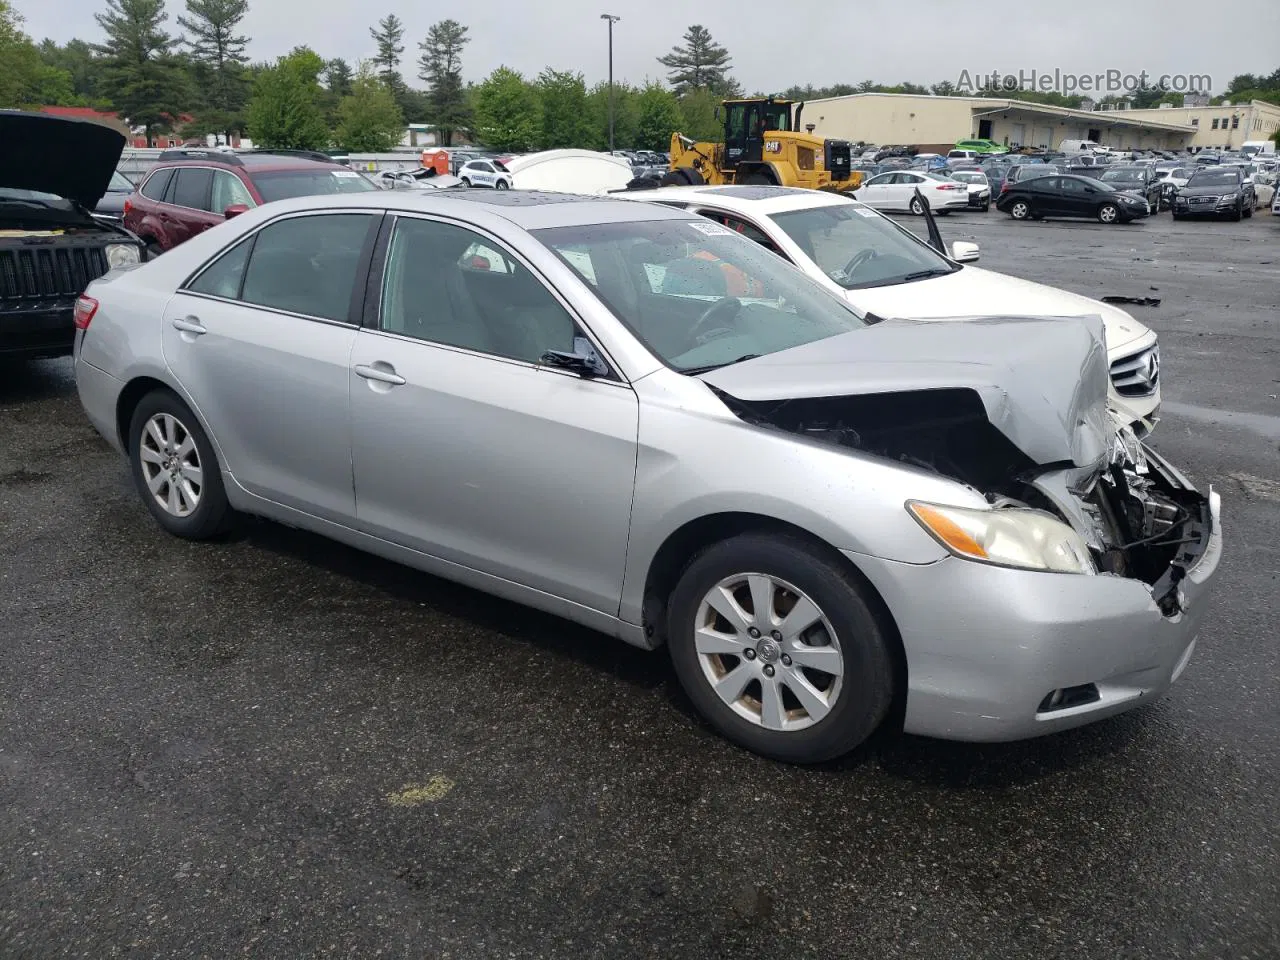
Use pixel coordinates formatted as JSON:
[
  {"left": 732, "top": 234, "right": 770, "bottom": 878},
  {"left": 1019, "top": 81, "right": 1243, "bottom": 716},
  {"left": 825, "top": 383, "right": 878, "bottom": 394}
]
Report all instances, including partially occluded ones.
[
  {"left": 114, "top": 374, "right": 229, "bottom": 477},
  {"left": 638, "top": 510, "right": 907, "bottom": 721}
]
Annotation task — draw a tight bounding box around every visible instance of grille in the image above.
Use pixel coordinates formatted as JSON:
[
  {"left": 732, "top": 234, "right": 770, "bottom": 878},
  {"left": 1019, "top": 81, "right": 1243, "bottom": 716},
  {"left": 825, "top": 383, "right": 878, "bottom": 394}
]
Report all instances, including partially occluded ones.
[
  {"left": 824, "top": 140, "right": 852, "bottom": 181},
  {"left": 1110, "top": 344, "right": 1160, "bottom": 397},
  {"left": 0, "top": 245, "right": 110, "bottom": 302}
]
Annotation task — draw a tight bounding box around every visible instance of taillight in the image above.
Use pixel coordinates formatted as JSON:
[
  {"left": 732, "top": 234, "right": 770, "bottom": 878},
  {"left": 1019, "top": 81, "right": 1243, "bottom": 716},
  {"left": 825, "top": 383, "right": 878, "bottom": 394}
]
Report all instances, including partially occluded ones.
[
  {"left": 73, "top": 296, "right": 98, "bottom": 330},
  {"left": 1000, "top": 182, "right": 1011, "bottom": 193},
  {"left": 123, "top": 198, "right": 133, "bottom": 216}
]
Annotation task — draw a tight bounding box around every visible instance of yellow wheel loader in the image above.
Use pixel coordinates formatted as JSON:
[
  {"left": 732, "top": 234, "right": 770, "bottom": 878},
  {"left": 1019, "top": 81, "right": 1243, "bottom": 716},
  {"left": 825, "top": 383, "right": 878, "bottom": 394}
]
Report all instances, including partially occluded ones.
[{"left": 665, "top": 98, "right": 864, "bottom": 192}]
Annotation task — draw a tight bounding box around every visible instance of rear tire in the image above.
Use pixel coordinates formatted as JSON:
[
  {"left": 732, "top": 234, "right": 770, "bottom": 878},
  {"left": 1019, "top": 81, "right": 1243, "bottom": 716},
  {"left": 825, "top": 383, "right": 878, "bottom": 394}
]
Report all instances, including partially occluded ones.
[
  {"left": 1009, "top": 199, "right": 1031, "bottom": 220},
  {"left": 495, "top": 179, "right": 509, "bottom": 190},
  {"left": 666, "top": 533, "right": 895, "bottom": 764},
  {"left": 1229, "top": 203, "right": 1242, "bottom": 221},
  {"left": 128, "top": 389, "right": 232, "bottom": 540}
]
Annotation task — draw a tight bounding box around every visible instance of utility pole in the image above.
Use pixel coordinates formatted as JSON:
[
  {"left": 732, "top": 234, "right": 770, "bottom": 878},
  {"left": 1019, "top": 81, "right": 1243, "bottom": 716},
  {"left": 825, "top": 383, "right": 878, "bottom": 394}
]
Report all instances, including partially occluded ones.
[{"left": 600, "top": 14, "right": 621, "bottom": 153}]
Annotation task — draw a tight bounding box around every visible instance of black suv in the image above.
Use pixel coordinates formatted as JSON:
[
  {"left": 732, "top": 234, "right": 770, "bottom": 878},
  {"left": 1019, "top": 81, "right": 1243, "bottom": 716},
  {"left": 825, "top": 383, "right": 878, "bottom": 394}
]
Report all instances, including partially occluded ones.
[
  {"left": 1097, "top": 165, "right": 1164, "bottom": 212},
  {"left": 1, "top": 111, "right": 145, "bottom": 360},
  {"left": 1172, "top": 166, "right": 1256, "bottom": 221}
]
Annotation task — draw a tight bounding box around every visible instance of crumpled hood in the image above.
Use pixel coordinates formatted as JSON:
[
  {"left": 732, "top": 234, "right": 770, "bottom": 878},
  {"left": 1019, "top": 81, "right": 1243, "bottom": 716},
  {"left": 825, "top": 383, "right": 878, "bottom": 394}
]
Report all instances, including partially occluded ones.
[
  {"left": 702, "top": 314, "right": 1111, "bottom": 470},
  {"left": 0, "top": 110, "right": 127, "bottom": 208},
  {"left": 843, "top": 264, "right": 1151, "bottom": 354}
]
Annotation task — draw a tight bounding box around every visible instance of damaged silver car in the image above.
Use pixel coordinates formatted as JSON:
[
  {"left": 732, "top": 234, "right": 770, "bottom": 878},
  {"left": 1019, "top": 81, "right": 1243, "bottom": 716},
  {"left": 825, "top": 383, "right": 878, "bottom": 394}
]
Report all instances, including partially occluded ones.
[{"left": 74, "top": 191, "right": 1222, "bottom": 764}]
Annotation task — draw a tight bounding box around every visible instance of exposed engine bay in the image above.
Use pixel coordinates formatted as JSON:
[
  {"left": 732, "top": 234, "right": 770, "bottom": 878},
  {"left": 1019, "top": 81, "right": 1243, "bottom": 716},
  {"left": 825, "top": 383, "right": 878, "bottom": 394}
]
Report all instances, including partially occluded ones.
[{"left": 717, "top": 387, "right": 1214, "bottom": 615}]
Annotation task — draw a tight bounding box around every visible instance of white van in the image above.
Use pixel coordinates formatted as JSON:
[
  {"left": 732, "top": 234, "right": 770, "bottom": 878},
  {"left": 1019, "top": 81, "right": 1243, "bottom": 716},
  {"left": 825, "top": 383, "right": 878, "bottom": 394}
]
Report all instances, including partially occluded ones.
[
  {"left": 1242, "top": 140, "right": 1277, "bottom": 158},
  {"left": 1060, "top": 139, "right": 1109, "bottom": 155}
]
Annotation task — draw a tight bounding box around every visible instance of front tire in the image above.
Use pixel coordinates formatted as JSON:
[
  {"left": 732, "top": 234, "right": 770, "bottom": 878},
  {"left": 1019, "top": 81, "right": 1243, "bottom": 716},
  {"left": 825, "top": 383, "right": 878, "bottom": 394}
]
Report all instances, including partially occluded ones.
[
  {"left": 666, "top": 533, "right": 895, "bottom": 764},
  {"left": 1009, "top": 199, "right": 1031, "bottom": 220},
  {"left": 1098, "top": 202, "right": 1120, "bottom": 224},
  {"left": 908, "top": 196, "right": 924, "bottom": 216},
  {"left": 128, "top": 390, "right": 232, "bottom": 540}
]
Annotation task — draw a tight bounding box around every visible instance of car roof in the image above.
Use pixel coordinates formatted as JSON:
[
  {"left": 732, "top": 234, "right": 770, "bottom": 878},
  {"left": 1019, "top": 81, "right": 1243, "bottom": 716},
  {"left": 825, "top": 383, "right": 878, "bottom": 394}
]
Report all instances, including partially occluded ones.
[
  {"left": 620, "top": 184, "right": 859, "bottom": 215},
  {"left": 210, "top": 188, "right": 699, "bottom": 230},
  {"left": 153, "top": 150, "right": 349, "bottom": 174}
]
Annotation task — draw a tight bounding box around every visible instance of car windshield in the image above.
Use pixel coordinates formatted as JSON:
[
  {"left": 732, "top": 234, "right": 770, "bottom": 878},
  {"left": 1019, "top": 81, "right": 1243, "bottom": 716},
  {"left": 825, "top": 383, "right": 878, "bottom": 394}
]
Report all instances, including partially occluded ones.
[
  {"left": 1101, "top": 169, "right": 1144, "bottom": 182},
  {"left": 532, "top": 219, "right": 866, "bottom": 373},
  {"left": 109, "top": 171, "right": 133, "bottom": 191},
  {"left": 770, "top": 201, "right": 959, "bottom": 291},
  {"left": 1187, "top": 171, "right": 1238, "bottom": 187},
  {"left": 251, "top": 169, "right": 378, "bottom": 203}
]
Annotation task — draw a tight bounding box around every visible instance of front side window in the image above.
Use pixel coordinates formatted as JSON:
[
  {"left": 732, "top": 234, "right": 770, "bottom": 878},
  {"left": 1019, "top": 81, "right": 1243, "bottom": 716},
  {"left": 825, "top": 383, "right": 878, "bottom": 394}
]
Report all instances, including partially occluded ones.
[
  {"left": 250, "top": 168, "right": 378, "bottom": 203},
  {"left": 171, "top": 168, "right": 213, "bottom": 210},
  {"left": 770, "top": 202, "right": 958, "bottom": 291},
  {"left": 380, "top": 217, "right": 577, "bottom": 364},
  {"left": 211, "top": 171, "right": 256, "bottom": 212},
  {"left": 239, "top": 213, "right": 376, "bottom": 321},
  {"left": 534, "top": 218, "right": 867, "bottom": 374}
]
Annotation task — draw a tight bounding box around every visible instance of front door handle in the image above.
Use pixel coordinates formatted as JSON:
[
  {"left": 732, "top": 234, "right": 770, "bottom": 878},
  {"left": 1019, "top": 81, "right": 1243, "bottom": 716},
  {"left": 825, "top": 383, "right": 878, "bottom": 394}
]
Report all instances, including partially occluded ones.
[
  {"left": 354, "top": 363, "right": 406, "bottom": 386},
  {"left": 171, "top": 316, "right": 206, "bottom": 335}
]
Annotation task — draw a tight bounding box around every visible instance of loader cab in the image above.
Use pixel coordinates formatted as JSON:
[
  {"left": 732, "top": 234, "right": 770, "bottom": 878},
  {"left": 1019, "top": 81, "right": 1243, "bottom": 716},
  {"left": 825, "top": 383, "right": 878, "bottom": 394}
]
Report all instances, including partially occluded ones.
[{"left": 724, "top": 99, "right": 795, "bottom": 167}]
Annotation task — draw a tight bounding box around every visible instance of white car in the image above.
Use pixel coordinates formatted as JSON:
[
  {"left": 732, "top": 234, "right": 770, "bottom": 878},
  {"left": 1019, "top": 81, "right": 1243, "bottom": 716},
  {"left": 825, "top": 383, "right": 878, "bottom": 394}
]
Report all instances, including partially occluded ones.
[
  {"left": 946, "top": 170, "right": 991, "bottom": 211},
  {"left": 853, "top": 170, "right": 971, "bottom": 215},
  {"left": 458, "top": 158, "right": 513, "bottom": 189},
  {"left": 623, "top": 185, "right": 1161, "bottom": 424}
]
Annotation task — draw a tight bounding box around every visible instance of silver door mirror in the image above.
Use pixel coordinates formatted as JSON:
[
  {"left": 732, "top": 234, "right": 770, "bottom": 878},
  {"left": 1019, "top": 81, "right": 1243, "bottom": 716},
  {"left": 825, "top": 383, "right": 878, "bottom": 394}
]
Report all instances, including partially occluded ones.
[{"left": 950, "top": 241, "right": 980, "bottom": 263}]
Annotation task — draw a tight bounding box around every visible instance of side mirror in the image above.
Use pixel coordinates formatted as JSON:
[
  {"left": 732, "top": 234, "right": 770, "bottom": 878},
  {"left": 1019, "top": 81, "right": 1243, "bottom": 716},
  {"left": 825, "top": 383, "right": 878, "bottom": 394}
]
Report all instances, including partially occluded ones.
[
  {"left": 223, "top": 204, "right": 249, "bottom": 219},
  {"left": 540, "top": 336, "right": 608, "bottom": 378},
  {"left": 950, "top": 241, "right": 980, "bottom": 263}
]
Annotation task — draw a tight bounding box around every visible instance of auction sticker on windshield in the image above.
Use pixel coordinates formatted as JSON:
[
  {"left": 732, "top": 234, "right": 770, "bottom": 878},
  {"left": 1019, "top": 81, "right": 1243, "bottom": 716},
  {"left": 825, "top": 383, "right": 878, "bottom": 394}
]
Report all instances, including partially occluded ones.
[
  {"left": 332, "top": 171, "right": 361, "bottom": 179},
  {"left": 689, "top": 222, "right": 734, "bottom": 236}
]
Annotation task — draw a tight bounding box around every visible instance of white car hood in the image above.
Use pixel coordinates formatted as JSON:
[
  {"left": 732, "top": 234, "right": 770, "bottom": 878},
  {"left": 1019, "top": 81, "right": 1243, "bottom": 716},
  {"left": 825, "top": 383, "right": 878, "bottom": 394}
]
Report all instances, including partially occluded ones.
[{"left": 843, "top": 264, "right": 1152, "bottom": 355}]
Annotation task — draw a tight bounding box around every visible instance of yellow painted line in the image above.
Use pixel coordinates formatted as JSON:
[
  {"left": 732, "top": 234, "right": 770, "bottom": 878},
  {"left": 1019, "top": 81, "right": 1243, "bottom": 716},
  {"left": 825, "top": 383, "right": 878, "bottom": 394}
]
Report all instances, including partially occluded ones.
[{"left": 387, "top": 775, "right": 455, "bottom": 807}]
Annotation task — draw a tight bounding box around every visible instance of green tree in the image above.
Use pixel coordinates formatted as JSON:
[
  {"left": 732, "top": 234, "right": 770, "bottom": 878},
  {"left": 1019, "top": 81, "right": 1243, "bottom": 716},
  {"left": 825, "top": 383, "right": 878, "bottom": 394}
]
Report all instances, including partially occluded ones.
[
  {"left": 245, "top": 46, "right": 329, "bottom": 149},
  {"left": 417, "top": 19, "right": 470, "bottom": 147},
  {"left": 473, "top": 66, "right": 539, "bottom": 152},
  {"left": 178, "top": 0, "right": 250, "bottom": 140},
  {"left": 585, "top": 79, "right": 639, "bottom": 149},
  {"left": 657, "top": 25, "right": 733, "bottom": 97},
  {"left": 37, "top": 38, "right": 103, "bottom": 103},
  {"left": 369, "top": 13, "right": 405, "bottom": 93},
  {"left": 335, "top": 62, "right": 403, "bottom": 151},
  {"left": 673, "top": 86, "right": 721, "bottom": 143},
  {"left": 635, "top": 81, "right": 682, "bottom": 151},
  {"left": 323, "top": 58, "right": 353, "bottom": 98},
  {"left": 1, "top": 4, "right": 77, "bottom": 107},
  {"left": 536, "top": 68, "right": 589, "bottom": 149},
  {"left": 92, "top": 0, "right": 192, "bottom": 142}
]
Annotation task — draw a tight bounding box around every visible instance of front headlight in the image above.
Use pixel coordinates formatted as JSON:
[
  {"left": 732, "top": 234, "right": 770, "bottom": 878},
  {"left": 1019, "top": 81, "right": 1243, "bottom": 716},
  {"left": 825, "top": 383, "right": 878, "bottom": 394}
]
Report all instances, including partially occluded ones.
[
  {"left": 1221, "top": 192, "right": 1239, "bottom": 201},
  {"left": 105, "top": 243, "right": 141, "bottom": 268},
  {"left": 907, "top": 501, "right": 1096, "bottom": 575}
]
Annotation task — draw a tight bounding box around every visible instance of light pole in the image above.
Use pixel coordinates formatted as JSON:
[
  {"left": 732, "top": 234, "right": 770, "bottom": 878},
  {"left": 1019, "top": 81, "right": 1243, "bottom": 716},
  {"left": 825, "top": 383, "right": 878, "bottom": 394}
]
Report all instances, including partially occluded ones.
[{"left": 600, "top": 14, "right": 620, "bottom": 153}]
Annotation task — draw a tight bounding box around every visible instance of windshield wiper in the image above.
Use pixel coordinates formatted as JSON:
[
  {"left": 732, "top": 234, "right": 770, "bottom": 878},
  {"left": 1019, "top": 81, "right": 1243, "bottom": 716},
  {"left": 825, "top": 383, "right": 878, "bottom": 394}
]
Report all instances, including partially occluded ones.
[
  {"left": 683, "top": 354, "right": 762, "bottom": 375},
  {"left": 898, "top": 268, "right": 954, "bottom": 283}
]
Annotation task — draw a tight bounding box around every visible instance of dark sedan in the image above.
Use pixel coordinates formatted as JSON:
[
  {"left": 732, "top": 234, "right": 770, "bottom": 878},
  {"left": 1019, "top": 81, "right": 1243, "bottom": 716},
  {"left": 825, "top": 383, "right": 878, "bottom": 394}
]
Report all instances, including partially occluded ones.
[
  {"left": 1172, "top": 167, "right": 1256, "bottom": 221},
  {"left": 90, "top": 170, "right": 135, "bottom": 224},
  {"left": 1097, "top": 165, "right": 1164, "bottom": 212},
  {"left": 996, "top": 174, "right": 1150, "bottom": 224}
]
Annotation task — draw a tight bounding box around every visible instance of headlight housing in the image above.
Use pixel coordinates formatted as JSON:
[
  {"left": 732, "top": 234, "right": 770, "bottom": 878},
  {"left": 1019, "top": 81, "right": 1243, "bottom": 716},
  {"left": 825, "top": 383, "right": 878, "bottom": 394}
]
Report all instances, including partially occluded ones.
[
  {"left": 1221, "top": 192, "right": 1239, "bottom": 201},
  {"left": 907, "top": 501, "right": 1096, "bottom": 575},
  {"left": 105, "top": 243, "right": 141, "bottom": 268}
]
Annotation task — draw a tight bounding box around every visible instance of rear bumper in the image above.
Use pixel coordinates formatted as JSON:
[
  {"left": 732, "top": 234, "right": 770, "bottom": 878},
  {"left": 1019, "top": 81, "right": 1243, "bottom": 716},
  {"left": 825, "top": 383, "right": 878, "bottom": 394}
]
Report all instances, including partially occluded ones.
[
  {"left": 0, "top": 303, "right": 75, "bottom": 358},
  {"left": 74, "top": 356, "right": 126, "bottom": 454},
  {"left": 846, "top": 468, "right": 1222, "bottom": 742}
]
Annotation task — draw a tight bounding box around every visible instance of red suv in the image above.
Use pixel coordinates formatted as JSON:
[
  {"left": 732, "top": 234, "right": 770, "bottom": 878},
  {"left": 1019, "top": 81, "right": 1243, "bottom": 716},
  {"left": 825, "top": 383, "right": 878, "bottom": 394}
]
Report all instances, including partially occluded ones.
[{"left": 124, "top": 149, "right": 378, "bottom": 255}]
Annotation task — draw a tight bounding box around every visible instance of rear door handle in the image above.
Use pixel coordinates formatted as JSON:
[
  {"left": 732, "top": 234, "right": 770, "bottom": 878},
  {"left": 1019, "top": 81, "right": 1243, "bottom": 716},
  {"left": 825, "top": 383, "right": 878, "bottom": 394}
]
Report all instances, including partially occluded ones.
[
  {"left": 354, "top": 363, "right": 406, "bottom": 386},
  {"left": 171, "top": 316, "right": 207, "bottom": 335}
]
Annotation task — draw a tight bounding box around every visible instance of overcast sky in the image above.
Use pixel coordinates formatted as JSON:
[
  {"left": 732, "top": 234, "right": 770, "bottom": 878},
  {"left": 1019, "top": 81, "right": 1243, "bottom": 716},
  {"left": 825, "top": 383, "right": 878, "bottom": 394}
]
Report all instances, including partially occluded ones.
[{"left": 17, "top": 0, "right": 1277, "bottom": 96}]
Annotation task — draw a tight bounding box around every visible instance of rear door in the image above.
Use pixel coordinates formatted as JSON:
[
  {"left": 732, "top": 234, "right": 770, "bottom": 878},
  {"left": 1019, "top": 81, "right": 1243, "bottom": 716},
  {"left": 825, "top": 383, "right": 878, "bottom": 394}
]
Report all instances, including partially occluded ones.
[
  {"left": 166, "top": 168, "right": 221, "bottom": 246},
  {"left": 895, "top": 173, "right": 926, "bottom": 209},
  {"left": 162, "top": 210, "right": 380, "bottom": 521}
]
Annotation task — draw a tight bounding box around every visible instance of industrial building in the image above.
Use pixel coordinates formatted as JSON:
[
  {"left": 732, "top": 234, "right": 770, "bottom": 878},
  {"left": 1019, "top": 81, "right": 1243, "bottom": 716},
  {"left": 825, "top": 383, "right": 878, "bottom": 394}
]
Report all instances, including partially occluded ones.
[
  {"left": 797, "top": 93, "right": 1199, "bottom": 153},
  {"left": 1120, "top": 100, "right": 1280, "bottom": 151}
]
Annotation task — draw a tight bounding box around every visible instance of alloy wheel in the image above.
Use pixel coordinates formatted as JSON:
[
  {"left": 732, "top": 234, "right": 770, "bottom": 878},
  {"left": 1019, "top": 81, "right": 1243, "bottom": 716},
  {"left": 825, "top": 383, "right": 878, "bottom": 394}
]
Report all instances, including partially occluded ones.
[
  {"left": 694, "top": 573, "right": 844, "bottom": 732},
  {"left": 138, "top": 412, "right": 202, "bottom": 517}
]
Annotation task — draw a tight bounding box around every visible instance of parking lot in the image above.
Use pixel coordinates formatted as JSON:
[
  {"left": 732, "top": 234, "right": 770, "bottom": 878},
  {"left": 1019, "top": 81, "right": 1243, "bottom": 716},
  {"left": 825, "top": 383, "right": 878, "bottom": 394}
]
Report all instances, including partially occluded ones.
[{"left": 2, "top": 208, "right": 1278, "bottom": 959}]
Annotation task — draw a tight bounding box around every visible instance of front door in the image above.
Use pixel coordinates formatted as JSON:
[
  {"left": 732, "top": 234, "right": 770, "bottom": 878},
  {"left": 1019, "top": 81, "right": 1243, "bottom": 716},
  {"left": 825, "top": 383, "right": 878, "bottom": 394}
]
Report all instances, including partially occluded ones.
[
  {"left": 348, "top": 214, "right": 640, "bottom": 615},
  {"left": 162, "top": 211, "right": 380, "bottom": 520},
  {"left": 857, "top": 173, "right": 897, "bottom": 208}
]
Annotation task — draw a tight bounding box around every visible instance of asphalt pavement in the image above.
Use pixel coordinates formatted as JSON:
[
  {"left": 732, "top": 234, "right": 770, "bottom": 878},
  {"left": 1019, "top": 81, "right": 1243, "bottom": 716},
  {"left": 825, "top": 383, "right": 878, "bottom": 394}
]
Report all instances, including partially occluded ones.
[{"left": 2, "top": 207, "right": 1278, "bottom": 959}]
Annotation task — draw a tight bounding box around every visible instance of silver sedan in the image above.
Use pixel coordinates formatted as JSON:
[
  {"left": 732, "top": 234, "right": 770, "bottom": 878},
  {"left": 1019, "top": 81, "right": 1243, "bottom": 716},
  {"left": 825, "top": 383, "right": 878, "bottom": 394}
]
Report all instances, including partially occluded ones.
[{"left": 74, "top": 191, "right": 1222, "bottom": 763}]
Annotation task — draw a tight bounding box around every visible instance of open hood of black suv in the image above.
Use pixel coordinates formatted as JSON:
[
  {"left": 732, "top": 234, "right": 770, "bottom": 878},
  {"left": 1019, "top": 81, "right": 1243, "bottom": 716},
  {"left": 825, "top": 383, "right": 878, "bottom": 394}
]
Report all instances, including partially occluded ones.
[{"left": 0, "top": 110, "right": 127, "bottom": 208}]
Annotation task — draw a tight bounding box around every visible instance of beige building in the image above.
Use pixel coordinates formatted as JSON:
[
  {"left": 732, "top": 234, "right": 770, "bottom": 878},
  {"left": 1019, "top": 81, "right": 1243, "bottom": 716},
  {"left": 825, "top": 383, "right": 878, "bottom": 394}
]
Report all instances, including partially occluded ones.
[
  {"left": 798, "top": 93, "right": 1197, "bottom": 153},
  {"left": 1120, "top": 100, "right": 1280, "bottom": 150}
]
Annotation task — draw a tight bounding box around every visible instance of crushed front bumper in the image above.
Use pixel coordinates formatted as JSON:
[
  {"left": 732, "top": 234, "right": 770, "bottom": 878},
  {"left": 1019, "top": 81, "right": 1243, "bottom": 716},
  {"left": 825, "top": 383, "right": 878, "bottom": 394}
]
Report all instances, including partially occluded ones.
[{"left": 846, "top": 453, "right": 1223, "bottom": 742}]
